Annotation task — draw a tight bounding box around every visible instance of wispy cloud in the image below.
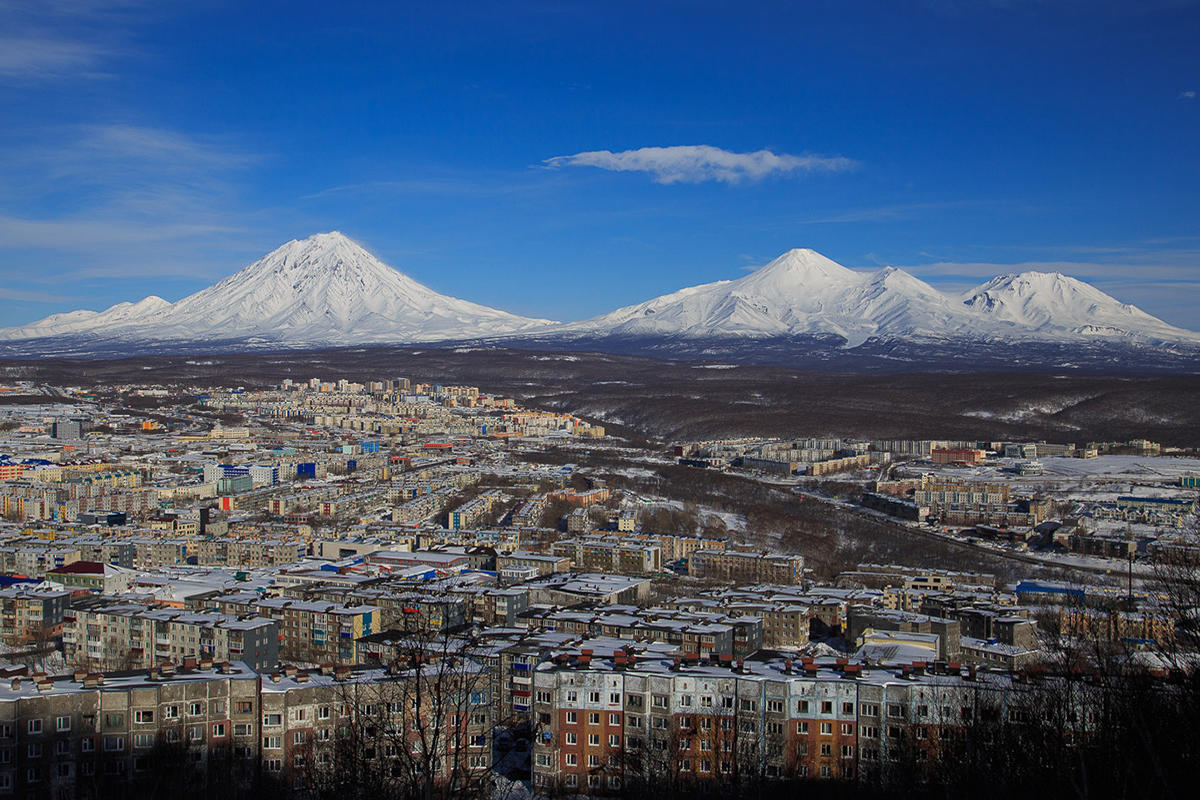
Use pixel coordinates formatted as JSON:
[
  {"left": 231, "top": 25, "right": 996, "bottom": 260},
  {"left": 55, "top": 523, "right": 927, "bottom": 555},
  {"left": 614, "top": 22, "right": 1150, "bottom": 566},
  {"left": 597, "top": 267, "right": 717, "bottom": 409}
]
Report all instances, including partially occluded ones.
[
  {"left": 0, "top": 1, "right": 149, "bottom": 82},
  {"left": 0, "top": 35, "right": 110, "bottom": 79},
  {"left": 543, "top": 145, "right": 856, "bottom": 184},
  {"left": 1180, "top": 90, "right": 1197, "bottom": 100}
]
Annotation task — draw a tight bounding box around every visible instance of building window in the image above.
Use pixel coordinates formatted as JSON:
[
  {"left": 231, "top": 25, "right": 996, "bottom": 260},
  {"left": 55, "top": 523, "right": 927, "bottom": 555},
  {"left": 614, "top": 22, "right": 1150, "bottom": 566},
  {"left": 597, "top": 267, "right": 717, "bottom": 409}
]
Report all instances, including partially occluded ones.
[
  {"left": 797, "top": 700, "right": 809, "bottom": 713},
  {"left": 588, "top": 712, "right": 599, "bottom": 725},
  {"left": 26, "top": 720, "right": 42, "bottom": 735},
  {"left": 134, "top": 710, "right": 154, "bottom": 724},
  {"left": 163, "top": 706, "right": 179, "bottom": 720},
  {"left": 565, "top": 712, "right": 577, "bottom": 724},
  {"left": 55, "top": 716, "right": 71, "bottom": 732},
  {"left": 213, "top": 723, "right": 226, "bottom": 737},
  {"left": 188, "top": 702, "right": 203, "bottom": 717}
]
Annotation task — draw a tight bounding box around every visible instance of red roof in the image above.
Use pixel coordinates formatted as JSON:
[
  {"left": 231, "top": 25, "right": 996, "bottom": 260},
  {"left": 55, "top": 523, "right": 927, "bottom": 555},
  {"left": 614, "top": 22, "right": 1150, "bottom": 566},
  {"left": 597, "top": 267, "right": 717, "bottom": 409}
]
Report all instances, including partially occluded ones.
[{"left": 48, "top": 561, "right": 106, "bottom": 575}]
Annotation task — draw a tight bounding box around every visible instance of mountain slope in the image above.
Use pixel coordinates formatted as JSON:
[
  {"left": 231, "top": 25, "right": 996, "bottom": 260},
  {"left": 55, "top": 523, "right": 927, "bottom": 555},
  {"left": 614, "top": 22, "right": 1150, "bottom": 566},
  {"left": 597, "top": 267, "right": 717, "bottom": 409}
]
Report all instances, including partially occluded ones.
[
  {"left": 540, "top": 249, "right": 1200, "bottom": 348},
  {"left": 0, "top": 232, "right": 552, "bottom": 347}
]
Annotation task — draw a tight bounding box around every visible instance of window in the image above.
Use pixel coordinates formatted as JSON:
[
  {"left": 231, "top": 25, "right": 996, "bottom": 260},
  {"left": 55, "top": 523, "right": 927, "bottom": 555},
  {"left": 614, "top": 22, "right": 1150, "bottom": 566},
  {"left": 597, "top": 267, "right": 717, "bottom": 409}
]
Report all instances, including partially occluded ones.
[
  {"left": 918, "top": 705, "right": 929, "bottom": 718},
  {"left": 797, "top": 699, "right": 809, "bottom": 713},
  {"left": 564, "top": 753, "right": 577, "bottom": 766},
  {"left": 134, "top": 733, "right": 155, "bottom": 749},
  {"left": 843, "top": 702, "right": 855, "bottom": 715},
  {"left": 820, "top": 765, "right": 832, "bottom": 778},
  {"left": 588, "top": 712, "right": 599, "bottom": 725},
  {"left": 679, "top": 695, "right": 692, "bottom": 707},
  {"left": 0, "top": 723, "right": 9, "bottom": 738},
  {"left": 722, "top": 696, "right": 734, "bottom": 708},
  {"left": 213, "top": 723, "right": 226, "bottom": 737},
  {"left": 588, "top": 734, "right": 599, "bottom": 746},
  {"left": 861, "top": 726, "right": 878, "bottom": 739},
  {"left": 609, "top": 713, "right": 620, "bottom": 725},
  {"left": 766, "top": 699, "right": 783, "bottom": 713},
  {"left": 565, "top": 732, "right": 577, "bottom": 745},
  {"left": 627, "top": 694, "right": 644, "bottom": 709},
  {"left": 265, "top": 759, "right": 282, "bottom": 772},
  {"left": 55, "top": 716, "right": 71, "bottom": 732},
  {"left": 188, "top": 702, "right": 203, "bottom": 717},
  {"left": 535, "top": 691, "right": 551, "bottom": 704},
  {"left": 587, "top": 754, "right": 599, "bottom": 767},
  {"left": 608, "top": 734, "right": 619, "bottom": 747},
  {"left": 293, "top": 731, "right": 306, "bottom": 745},
  {"left": 81, "top": 738, "right": 96, "bottom": 752},
  {"left": 820, "top": 701, "right": 833, "bottom": 714},
  {"left": 609, "top": 692, "right": 620, "bottom": 704},
  {"left": 820, "top": 722, "right": 833, "bottom": 735},
  {"left": 767, "top": 721, "right": 783, "bottom": 735},
  {"left": 163, "top": 705, "right": 179, "bottom": 720},
  {"left": 134, "top": 710, "right": 154, "bottom": 724},
  {"left": 234, "top": 723, "right": 253, "bottom": 736},
  {"left": 318, "top": 705, "right": 331, "bottom": 720},
  {"left": 104, "top": 736, "right": 124, "bottom": 752},
  {"left": 860, "top": 703, "right": 879, "bottom": 717},
  {"left": 588, "top": 691, "right": 600, "bottom": 703},
  {"left": 55, "top": 740, "right": 69, "bottom": 755},
  {"left": 652, "top": 694, "right": 668, "bottom": 708},
  {"left": 236, "top": 701, "right": 254, "bottom": 714},
  {"left": 104, "top": 712, "right": 124, "bottom": 730},
  {"left": 26, "top": 744, "right": 42, "bottom": 759},
  {"left": 841, "top": 722, "right": 854, "bottom": 735},
  {"left": 263, "top": 714, "right": 282, "bottom": 727},
  {"left": 887, "top": 704, "right": 905, "bottom": 719},
  {"left": 263, "top": 736, "right": 281, "bottom": 750},
  {"left": 565, "top": 712, "right": 577, "bottom": 724},
  {"left": 565, "top": 775, "right": 578, "bottom": 788},
  {"left": 820, "top": 744, "right": 832, "bottom": 756},
  {"left": 27, "top": 720, "right": 42, "bottom": 735},
  {"left": 679, "top": 716, "right": 692, "bottom": 729},
  {"left": 627, "top": 716, "right": 642, "bottom": 728},
  {"left": 566, "top": 691, "right": 577, "bottom": 702},
  {"left": 699, "top": 717, "right": 711, "bottom": 731},
  {"left": 701, "top": 696, "right": 713, "bottom": 708},
  {"left": 739, "top": 699, "right": 757, "bottom": 711},
  {"left": 187, "top": 725, "right": 203, "bottom": 742}
]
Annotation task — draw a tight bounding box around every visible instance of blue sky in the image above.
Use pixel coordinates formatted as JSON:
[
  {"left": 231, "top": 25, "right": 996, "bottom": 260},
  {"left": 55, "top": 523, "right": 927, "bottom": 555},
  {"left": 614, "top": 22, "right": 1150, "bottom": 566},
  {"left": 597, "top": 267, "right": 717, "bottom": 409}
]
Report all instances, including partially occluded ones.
[{"left": 1, "top": 0, "right": 1198, "bottom": 328}]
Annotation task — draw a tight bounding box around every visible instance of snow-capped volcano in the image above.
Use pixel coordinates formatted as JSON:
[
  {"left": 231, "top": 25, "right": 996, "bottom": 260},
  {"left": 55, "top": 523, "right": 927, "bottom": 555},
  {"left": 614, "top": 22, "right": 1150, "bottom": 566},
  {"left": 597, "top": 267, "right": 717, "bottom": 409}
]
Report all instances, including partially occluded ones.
[
  {"left": 0, "top": 232, "right": 553, "bottom": 347},
  {"left": 543, "top": 249, "right": 1200, "bottom": 347}
]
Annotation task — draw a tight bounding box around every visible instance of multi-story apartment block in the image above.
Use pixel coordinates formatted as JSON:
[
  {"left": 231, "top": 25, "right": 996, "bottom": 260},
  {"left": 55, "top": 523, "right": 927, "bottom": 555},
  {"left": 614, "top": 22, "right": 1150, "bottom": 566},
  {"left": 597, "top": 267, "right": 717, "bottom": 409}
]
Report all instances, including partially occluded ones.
[
  {"left": 690, "top": 549, "right": 805, "bottom": 585},
  {"left": 253, "top": 598, "right": 379, "bottom": 665},
  {"left": 0, "top": 660, "right": 492, "bottom": 798},
  {"left": 551, "top": 538, "right": 663, "bottom": 576},
  {"left": 531, "top": 649, "right": 1044, "bottom": 793},
  {"left": 0, "top": 584, "right": 71, "bottom": 645},
  {"left": 62, "top": 602, "right": 279, "bottom": 671}
]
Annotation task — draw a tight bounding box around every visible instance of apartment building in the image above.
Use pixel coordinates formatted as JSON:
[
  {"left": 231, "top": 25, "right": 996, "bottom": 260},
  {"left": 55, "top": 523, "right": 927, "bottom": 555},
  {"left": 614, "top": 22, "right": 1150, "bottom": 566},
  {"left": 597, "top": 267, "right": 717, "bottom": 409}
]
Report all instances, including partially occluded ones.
[
  {"left": 690, "top": 550, "right": 805, "bottom": 585},
  {"left": 551, "top": 538, "right": 663, "bottom": 576},
  {"left": 531, "top": 649, "right": 1034, "bottom": 793},
  {"left": 497, "top": 551, "right": 572, "bottom": 585},
  {"left": 0, "top": 584, "right": 70, "bottom": 645},
  {"left": 62, "top": 602, "right": 279, "bottom": 671},
  {"left": 0, "top": 660, "right": 492, "bottom": 798},
  {"left": 252, "top": 598, "right": 379, "bottom": 665}
]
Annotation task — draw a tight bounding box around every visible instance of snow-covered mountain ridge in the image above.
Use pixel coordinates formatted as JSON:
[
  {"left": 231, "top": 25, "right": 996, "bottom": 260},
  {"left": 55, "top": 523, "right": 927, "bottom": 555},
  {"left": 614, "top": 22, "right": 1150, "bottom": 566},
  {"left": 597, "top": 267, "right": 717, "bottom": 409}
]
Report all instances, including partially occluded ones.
[
  {"left": 544, "top": 248, "right": 1200, "bottom": 347},
  {"left": 0, "top": 232, "right": 552, "bottom": 347},
  {"left": 1, "top": 238, "right": 1196, "bottom": 356}
]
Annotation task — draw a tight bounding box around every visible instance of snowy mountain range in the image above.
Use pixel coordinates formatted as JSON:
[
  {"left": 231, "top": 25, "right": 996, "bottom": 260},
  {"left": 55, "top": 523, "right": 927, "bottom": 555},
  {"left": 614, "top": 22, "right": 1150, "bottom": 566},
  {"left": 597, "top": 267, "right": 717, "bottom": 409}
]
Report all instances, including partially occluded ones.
[
  {"left": 0, "top": 232, "right": 552, "bottom": 349},
  {"left": 2, "top": 233, "right": 1197, "bottom": 364},
  {"left": 547, "top": 248, "right": 1199, "bottom": 347}
]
